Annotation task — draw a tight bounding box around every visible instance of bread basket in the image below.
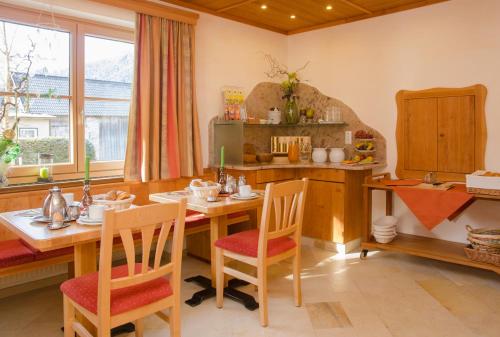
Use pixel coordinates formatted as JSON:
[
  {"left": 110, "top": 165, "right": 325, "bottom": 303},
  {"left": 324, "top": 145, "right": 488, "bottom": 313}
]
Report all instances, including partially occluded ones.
[
  {"left": 93, "top": 194, "right": 136, "bottom": 210},
  {"left": 189, "top": 181, "right": 221, "bottom": 200}
]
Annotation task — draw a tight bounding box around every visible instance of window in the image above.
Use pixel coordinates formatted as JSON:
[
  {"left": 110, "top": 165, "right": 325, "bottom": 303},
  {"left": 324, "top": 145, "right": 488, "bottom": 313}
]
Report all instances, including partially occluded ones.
[
  {"left": 84, "top": 36, "right": 133, "bottom": 162},
  {"left": 18, "top": 128, "right": 38, "bottom": 139},
  {"left": 0, "top": 5, "right": 134, "bottom": 182}
]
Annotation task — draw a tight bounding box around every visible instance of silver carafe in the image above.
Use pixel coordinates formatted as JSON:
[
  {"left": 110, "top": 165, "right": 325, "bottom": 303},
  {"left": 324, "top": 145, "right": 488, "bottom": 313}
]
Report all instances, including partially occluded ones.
[{"left": 42, "top": 186, "right": 68, "bottom": 222}]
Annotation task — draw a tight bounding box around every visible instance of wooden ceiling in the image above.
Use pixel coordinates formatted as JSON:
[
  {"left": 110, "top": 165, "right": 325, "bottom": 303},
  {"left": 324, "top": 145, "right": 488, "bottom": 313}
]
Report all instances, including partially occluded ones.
[{"left": 160, "top": 0, "right": 449, "bottom": 34}]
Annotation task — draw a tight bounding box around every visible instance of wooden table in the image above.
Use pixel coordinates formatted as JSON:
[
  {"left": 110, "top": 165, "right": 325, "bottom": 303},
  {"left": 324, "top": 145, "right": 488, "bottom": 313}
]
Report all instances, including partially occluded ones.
[
  {"left": 0, "top": 210, "right": 137, "bottom": 335},
  {"left": 361, "top": 173, "right": 500, "bottom": 274},
  {"left": 149, "top": 191, "right": 264, "bottom": 309}
]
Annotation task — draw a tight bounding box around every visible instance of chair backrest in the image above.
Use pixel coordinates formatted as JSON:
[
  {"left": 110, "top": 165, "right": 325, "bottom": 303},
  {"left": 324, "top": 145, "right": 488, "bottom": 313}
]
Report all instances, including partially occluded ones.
[
  {"left": 258, "top": 178, "right": 308, "bottom": 259},
  {"left": 97, "top": 199, "right": 187, "bottom": 316}
]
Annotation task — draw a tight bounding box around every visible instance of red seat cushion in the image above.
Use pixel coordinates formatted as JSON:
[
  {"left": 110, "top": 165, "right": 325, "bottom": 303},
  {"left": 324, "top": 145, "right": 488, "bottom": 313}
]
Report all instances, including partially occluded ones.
[
  {"left": 215, "top": 229, "right": 296, "bottom": 258},
  {"left": 60, "top": 264, "right": 172, "bottom": 316},
  {"left": 0, "top": 239, "right": 36, "bottom": 268},
  {"left": 21, "top": 241, "right": 73, "bottom": 261}
]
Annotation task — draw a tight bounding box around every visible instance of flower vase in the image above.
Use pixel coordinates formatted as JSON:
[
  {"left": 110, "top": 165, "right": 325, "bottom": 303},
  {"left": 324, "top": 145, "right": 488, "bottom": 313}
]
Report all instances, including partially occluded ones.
[
  {"left": 284, "top": 98, "right": 300, "bottom": 124},
  {"left": 0, "top": 162, "right": 12, "bottom": 187}
]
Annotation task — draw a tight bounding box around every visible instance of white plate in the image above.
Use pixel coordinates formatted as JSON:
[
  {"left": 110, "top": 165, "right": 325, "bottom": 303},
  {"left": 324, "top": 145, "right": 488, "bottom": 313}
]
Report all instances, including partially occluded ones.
[
  {"left": 230, "top": 193, "right": 259, "bottom": 200},
  {"left": 77, "top": 217, "right": 102, "bottom": 226}
]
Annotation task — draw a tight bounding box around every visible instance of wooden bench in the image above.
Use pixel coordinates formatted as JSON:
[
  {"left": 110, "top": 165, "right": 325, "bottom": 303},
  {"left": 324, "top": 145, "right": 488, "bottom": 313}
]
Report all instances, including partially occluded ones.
[{"left": 0, "top": 210, "right": 250, "bottom": 278}]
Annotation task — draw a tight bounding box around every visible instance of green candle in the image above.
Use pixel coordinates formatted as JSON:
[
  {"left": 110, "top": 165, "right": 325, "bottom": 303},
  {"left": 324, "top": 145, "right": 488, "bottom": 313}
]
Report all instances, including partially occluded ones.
[
  {"left": 84, "top": 156, "right": 90, "bottom": 180},
  {"left": 220, "top": 146, "right": 225, "bottom": 168}
]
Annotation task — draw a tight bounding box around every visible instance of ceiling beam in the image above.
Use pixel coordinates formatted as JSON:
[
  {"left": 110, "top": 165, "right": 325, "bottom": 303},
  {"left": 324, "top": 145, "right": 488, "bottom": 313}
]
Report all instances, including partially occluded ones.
[
  {"left": 216, "top": 0, "right": 255, "bottom": 13},
  {"left": 338, "top": 0, "right": 373, "bottom": 15}
]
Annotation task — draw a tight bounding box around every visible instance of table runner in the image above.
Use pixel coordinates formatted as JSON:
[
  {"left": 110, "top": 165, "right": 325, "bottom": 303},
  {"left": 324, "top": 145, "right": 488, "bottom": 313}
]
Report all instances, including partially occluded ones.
[{"left": 394, "top": 184, "right": 474, "bottom": 230}]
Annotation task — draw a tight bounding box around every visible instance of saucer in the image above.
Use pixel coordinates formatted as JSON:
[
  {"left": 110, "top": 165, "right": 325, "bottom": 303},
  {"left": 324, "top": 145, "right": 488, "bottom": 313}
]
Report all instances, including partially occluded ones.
[
  {"left": 33, "top": 215, "right": 76, "bottom": 223},
  {"left": 77, "top": 216, "right": 102, "bottom": 226},
  {"left": 230, "top": 192, "right": 259, "bottom": 200}
]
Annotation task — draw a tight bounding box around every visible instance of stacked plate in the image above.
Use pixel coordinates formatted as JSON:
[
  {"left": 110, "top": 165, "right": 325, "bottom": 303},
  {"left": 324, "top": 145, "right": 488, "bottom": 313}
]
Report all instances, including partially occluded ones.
[{"left": 372, "top": 216, "right": 398, "bottom": 243}]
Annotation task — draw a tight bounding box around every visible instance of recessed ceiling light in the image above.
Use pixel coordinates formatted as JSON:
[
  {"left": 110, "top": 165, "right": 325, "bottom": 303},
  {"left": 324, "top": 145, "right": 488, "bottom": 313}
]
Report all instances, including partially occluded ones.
[
  {"left": 260, "top": 4, "right": 267, "bottom": 10},
  {"left": 290, "top": 14, "right": 296, "bottom": 19},
  {"left": 326, "top": 5, "right": 333, "bottom": 10}
]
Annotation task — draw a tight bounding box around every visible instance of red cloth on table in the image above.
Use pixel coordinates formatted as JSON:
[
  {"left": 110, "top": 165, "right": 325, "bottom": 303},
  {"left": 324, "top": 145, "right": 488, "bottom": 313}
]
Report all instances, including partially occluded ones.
[{"left": 394, "top": 184, "right": 473, "bottom": 230}]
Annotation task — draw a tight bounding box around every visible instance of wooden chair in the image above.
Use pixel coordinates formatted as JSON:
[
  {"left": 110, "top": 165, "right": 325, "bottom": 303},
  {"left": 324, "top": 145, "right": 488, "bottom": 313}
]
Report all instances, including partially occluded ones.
[
  {"left": 215, "top": 178, "right": 308, "bottom": 327},
  {"left": 61, "top": 199, "right": 187, "bottom": 337}
]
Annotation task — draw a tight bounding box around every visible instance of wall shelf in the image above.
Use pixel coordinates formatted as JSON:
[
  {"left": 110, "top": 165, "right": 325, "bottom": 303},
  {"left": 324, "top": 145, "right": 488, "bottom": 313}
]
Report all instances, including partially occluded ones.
[{"left": 214, "top": 120, "right": 346, "bottom": 127}]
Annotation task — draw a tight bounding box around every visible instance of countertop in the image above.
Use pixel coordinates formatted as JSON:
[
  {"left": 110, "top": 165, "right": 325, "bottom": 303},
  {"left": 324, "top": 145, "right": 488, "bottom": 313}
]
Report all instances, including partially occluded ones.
[{"left": 223, "top": 162, "right": 386, "bottom": 171}]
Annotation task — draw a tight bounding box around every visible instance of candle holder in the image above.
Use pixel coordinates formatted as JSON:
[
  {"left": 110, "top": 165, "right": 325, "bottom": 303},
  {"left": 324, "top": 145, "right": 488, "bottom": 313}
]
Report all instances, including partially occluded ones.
[
  {"left": 217, "top": 167, "right": 226, "bottom": 191},
  {"left": 37, "top": 153, "right": 54, "bottom": 183},
  {"left": 80, "top": 179, "right": 93, "bottom": 215}
]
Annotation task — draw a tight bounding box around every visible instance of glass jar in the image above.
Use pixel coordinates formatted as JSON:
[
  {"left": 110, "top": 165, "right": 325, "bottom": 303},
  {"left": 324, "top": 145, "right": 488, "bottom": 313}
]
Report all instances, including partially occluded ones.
[
  {"left": 288, "top": 141, "right": 300, "bottom": 163},
  {"left": 38, "top": 153, "right": 54, "bottom": 183}
]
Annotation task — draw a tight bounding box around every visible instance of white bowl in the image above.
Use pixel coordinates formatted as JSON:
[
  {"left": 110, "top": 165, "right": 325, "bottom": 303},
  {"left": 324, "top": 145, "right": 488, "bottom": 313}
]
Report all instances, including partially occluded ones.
[
  {"left": 373, "top": 216, "right": 399, "bottom": 228},
  {"left": 93, "top": 194, "right": 135, "bottom": 210},
  {"left": 374, "top": 235, "right": 396, "bottom": 244},
  {"left": 373, "top": 227, "right": 397, "bottom": 235}
]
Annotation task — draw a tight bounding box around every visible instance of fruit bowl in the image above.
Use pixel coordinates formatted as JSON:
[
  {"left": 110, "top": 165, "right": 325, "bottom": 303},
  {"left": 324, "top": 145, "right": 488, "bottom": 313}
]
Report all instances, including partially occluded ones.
[{"left": 257, "top": 153, "right": 274, "bottom": 163}]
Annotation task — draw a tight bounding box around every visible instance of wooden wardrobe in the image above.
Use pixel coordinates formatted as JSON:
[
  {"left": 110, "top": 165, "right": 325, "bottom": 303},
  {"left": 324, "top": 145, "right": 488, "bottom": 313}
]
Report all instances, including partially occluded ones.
[{"left": 396, "top": 85, "right": 487, "bottom": 181}]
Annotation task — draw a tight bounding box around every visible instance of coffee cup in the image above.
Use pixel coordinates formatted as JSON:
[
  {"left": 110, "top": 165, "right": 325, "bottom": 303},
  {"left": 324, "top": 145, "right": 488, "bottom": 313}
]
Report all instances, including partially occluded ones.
[
  {"left": 88, "top": 204, "right": 106, "bottom": 221},
  {"left": 239, "top": 185, "right": 252, "bottom": 197},
  {"left": 63, "top": 193, "right": 74, "bottom": 205}
]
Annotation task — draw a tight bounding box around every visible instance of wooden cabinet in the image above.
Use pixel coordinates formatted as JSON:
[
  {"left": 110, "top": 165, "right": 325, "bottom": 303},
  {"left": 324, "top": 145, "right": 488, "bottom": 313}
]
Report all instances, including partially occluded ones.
[
  {"left": 224, "top": 167, "right": 369, "bottom": 245},
  {"left": 302, "top": 180, "right": 344, "bottom": 241},
  {"left": 396, "top": 85, "right": 486, "bottom": 181}
]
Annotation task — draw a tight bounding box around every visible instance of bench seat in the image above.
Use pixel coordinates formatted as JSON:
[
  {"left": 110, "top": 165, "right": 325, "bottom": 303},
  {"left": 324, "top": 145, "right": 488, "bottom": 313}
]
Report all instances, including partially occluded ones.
[
  {"left": 0, "top": 239, "right": 36, "bottom": 268},
  {"left": 0, "top": 210, "right": 249, "bottom": 277}
]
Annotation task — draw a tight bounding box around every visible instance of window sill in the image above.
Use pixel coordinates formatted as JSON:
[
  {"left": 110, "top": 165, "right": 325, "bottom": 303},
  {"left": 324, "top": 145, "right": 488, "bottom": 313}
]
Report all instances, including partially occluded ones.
[{"left": 0, "top": 176, "right": 125, "bottom": 194}]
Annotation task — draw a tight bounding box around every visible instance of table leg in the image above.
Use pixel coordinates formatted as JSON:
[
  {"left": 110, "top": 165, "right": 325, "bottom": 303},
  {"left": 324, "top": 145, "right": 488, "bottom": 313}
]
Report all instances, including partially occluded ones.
[
  {"left": 362, "top": 187, "right": 372, "bottom": 243},
  {"left": 73, "top": 242, "right": 97, "bottom": 336},
  {"left": 386, "top": 190, "right": 393, "bottom": 216},
  {"left": 184, "top": 213, "right": 258, "bottom": 310}
]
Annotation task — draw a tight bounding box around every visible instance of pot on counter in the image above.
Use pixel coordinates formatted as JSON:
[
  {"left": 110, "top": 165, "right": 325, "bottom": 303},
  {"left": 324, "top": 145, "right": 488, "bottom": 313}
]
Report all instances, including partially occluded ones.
[
  {"left": 329, "top": 148, "right": 345, "bottom": 163},
  {"left": 312, "top": 148, "right": 328, "bottom": 163}
]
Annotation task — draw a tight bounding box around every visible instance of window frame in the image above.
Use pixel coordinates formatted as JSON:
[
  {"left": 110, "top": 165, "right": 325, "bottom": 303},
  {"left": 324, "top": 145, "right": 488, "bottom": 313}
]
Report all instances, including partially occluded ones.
[{"left": 0, "top": 4, "right": 134, "bottom": 184}]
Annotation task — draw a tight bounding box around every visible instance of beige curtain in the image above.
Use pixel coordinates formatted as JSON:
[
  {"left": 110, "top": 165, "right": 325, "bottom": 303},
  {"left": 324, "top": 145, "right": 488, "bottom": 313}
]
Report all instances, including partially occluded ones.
[{"left": 124, "top": 13, "right": 203, "bottom": 182}]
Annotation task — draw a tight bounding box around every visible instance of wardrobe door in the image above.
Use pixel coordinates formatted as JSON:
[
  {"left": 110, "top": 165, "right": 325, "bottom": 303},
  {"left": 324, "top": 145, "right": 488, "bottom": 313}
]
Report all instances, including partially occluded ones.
[
  {"left": 404, "top": 98, "right": 438, "bottom": 172},
  {"left": 437, "top": 96, "right": 475, "bottom": 174}
]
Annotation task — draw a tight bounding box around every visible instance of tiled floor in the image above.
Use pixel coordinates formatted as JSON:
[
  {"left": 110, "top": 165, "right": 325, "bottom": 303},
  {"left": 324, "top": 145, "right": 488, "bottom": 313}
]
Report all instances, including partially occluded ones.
[{"left": 0, "top": 245, "right": 499, "bottom": 337}]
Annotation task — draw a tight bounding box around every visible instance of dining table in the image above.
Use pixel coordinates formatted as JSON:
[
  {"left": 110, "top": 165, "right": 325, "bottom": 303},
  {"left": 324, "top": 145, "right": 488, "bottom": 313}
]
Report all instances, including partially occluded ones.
[
  {"left": 149, "top": 190, "right": 264, "bottom": 310},
  {"left": 0, "top": 208, "right": 135, "bottom": 335}
]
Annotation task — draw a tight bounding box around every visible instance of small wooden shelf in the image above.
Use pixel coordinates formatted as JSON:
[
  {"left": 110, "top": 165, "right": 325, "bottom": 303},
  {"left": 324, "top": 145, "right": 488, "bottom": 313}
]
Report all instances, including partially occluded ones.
[
  {"left": 214, "top": 120, "right": 346, "bottom": 127},
  {"left": 362, "top": 233, "right": 500, "bottom": 274}
]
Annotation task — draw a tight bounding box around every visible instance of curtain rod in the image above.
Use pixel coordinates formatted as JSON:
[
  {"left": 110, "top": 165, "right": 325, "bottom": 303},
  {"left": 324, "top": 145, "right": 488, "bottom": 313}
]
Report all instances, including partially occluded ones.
[{"left": 90, "top": 0, "right": 199, "bottom": 25}]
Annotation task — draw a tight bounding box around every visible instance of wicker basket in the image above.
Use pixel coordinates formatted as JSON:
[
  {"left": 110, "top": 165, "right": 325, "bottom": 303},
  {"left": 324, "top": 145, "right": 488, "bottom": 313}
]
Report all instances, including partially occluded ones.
[
  {"left": 466, "top": 225, "right": 500, "bottom": 254},
  {"left": 464, "top": 245, "right": 500, "bottom": 267},
  {"left": 93, "top": 194, "right": 135, "bottom": 210},
  {"left": 467, "top": 186, "right": 500, "bottom": 196}
]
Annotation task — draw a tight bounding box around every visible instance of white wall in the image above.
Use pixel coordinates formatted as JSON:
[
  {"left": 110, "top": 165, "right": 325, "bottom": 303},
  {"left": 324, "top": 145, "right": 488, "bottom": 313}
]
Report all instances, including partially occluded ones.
[{"left": 287, "top": 0, "right": 500, "bottom": 242}]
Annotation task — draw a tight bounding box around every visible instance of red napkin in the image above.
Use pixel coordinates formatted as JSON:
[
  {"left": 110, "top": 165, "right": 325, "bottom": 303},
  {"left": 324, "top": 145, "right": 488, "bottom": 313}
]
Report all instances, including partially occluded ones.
[{"left": 394, "top": 184, "right": 474, "bottom": 230}]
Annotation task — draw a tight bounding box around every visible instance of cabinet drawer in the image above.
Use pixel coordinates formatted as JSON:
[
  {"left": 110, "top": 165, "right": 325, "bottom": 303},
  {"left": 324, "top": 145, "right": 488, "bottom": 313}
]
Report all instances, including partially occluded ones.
[
  {"left": 256, "top": 169, "right": 296, "bottom": 183},
  {"left": 297, "top": 168, "right": 345, "bottom": 183}
]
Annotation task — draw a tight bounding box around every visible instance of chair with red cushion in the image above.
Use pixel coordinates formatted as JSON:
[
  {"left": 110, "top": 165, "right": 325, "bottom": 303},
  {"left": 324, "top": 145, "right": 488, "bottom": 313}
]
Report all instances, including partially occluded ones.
[
  {"left": 215, "top": 178, "right": 308, "bottom": 327},
  {"left": 61, "top": 199, "right": 187, "bottom": 337}
]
